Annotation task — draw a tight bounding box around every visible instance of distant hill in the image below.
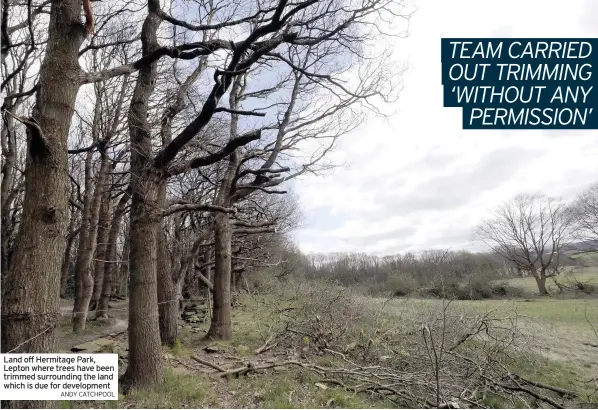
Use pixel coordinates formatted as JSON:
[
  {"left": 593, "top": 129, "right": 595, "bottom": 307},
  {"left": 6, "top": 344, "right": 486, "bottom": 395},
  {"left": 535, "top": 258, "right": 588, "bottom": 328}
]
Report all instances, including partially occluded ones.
[{"left": 563, "top": 240, "right": 598, "bottom": 253}]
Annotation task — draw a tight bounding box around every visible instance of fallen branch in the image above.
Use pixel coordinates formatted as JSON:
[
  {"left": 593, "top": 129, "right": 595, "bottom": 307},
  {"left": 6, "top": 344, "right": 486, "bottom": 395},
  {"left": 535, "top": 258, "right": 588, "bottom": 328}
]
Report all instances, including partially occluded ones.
[
  {"left": 496, "top": 376, "right": 565, "bottom": 409},
  {"left": 217, "top": 359, "right": 328, "bottom": 378},
  {"left": 512, "top": 373, "right": 578, "bottom": 398},
  {"left": 190, "top": 355, "right": 226, "bottom": 372},
  {"left": 173, "top": 358, "right": 208, "bottom": 373},
  {"left": 255, "top": 333, "right": 280, "bottom": 355}
]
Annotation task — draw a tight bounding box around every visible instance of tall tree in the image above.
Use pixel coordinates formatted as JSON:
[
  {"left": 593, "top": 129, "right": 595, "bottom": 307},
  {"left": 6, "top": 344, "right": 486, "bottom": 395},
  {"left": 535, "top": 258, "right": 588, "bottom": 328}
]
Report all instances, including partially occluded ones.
[
  {"left": 96, "top": 189, "right": 130, "bottom": 318},
  {"left": 0, "top": 0, "right": 90, "bottom": 406},
  {"left": 476, "top": 195, "right": 575, "bottom": 295}
]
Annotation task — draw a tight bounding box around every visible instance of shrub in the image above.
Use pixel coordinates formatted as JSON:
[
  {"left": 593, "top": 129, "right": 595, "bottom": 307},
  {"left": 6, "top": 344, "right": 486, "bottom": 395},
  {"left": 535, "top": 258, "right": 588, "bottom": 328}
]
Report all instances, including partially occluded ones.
[
  {"left": 490, "top": 282, "right": 525, "bottom": 298},
  {"left": 574, "top": 280, "right": 596, "bottom": 294},
  {"left": 386, "top": 271, "right": 418, "bottom": 297},
  {"left": 246, "top": 269, "right": 281, "bottom": 294},
  {"left": 423, "top": 277, "right": 514, "bottom": 300},
  {"left": 461, "top": 278, "right": 493, "bottom": 300},
  {"left": 364, "top": 281, "right": 390, "bottom": 297},
  {"left": 421, "top": 280, "right": 461, "bottom": 299}
]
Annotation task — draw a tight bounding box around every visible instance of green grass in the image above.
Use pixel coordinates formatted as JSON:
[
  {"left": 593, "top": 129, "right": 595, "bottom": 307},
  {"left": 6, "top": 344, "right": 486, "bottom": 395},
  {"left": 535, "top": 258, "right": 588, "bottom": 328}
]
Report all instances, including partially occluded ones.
[
  {"left": 495, "top": 270, "right": 597, "bottom": 293},
  {"left": 124, "top": 370, "right": 218, "bottom": 408},
  {"left": 508, "top": 353, "right": 583, "bottom": 393},
  {"left": 571, "top": 251, "right": 598, "bottom": 266},
  {"left": 58, "top": 370, "right": 218, "bottom": 409},
  {"left": 452, "top": 345, "right": 585, "bottom": 408},
  {"left": 496, "top": 350, "right": 598, "bottom": 407},
  {"left": 381, "top": 296, "right": 598, "bottom": 339},
  {"left": 224, "top": 369, "right": 393, "bottom": 408},
  {"left": 459, "top": 298, "right": 596, "bottom": 326},
  {"left": 480, "top": 392, "right": 528, "bottom": 409},
  {"left": 169, "top": 339, "right": 191, "bottom": 357}
]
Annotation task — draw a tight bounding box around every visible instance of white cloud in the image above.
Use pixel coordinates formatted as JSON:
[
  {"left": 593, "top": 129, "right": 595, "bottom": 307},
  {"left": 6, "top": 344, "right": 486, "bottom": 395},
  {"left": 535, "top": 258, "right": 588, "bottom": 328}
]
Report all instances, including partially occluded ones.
[{"left": 293, "top": 0, "right": 598, "bottom": 255}]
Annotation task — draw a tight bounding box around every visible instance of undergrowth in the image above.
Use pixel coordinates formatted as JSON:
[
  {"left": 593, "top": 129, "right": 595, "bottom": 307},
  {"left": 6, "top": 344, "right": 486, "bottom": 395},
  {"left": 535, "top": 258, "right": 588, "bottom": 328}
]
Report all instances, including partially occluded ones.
[{"left": 58, "top": 277, "right": 598, "bottom": 409}]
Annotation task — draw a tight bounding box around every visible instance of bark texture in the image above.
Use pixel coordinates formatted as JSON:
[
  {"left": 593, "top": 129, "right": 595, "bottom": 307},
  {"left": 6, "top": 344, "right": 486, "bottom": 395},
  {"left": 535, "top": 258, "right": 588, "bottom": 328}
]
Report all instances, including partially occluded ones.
[
  {"left": 60, "top": 224, "right": 78, "bottom": 298},
  {"left": 535, "top": 274, "right": 549, "bottom": 296},
  {"left": 96, "top": 192, "right": 129, "bottom": 318},
  {"left": 124, "top": 0, "right": 164, "bottom": 388},
  {"left": 157, "top": 178, "right": 177, "bottom": 346},
  {"left": 1, "top": 113, "right": 17, "bottom": 278},
  {"left": 206, "top": 211, "right": 233, "bottom": 340},
  {"left": 0, "top": 0, "right": 86, "bottom": 406},
  {"left": 205, "top": 151, "right": 239, "bottom": 340},
  {"left": 73, "top": 151, "right": 109, "bottom": 331},
  {"left": 157, "top": 223, "right": 178, "bottom": 346},
  {"left": 205, "top": 79, "right": 242, "bottom": 341},
  {"left": 90, "top": 187, "right": 111, "bottom": 311},
  {"left": 115, "top": 228, "right": 129, "bottom": 297}
]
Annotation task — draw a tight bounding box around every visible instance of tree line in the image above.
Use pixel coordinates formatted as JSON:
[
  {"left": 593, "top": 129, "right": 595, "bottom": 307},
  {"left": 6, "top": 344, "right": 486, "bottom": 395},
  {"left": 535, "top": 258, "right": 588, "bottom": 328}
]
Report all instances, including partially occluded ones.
[
  {"left": 0, "top": 0, "right": 406, "bottom": 406},
  {"left": 295, "top": 186, "right": 598, "bottom": 296}
]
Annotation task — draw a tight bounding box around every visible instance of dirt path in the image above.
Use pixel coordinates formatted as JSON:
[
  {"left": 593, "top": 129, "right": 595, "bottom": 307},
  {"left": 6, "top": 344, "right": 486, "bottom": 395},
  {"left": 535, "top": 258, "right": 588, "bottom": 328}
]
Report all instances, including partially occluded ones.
[{"left": 57, "top": 299, "right": 129, "bottom": 352}]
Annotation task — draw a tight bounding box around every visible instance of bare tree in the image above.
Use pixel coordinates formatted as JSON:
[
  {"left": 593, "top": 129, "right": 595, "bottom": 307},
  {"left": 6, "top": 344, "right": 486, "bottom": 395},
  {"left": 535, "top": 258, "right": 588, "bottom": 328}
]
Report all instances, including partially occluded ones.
[
  {"left": 1, "top": 0, "right": 178, "bottom": 376},
  {"left": 476, "top": 194, "right": 575, "bottom": 295},
  {"left": 96, "top": 188, "right": 130, "bottom": 318},
  {"left": 1, "top": 0, "right": 136, "bottom": 394},
  {"left": 71, "top": 67, "right": 129, "bottom": 331},
  {"left": 2, "top": 0, "right": 406, "bottom": 398},
  {"left": 120, "top": 0, "right": 404, "bottom": 387},
  {"left": 570, "top": 182, "right": 598, "bottom": 250},
  {"left": 0, "top": 1, "right": 88, "bottom": 407}
]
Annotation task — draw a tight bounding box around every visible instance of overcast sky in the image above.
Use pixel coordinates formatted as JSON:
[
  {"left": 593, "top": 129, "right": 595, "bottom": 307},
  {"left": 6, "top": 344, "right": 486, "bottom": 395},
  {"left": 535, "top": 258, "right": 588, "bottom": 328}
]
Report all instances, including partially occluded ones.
[{"left": 293, "top": 0, "right": 598, "bottom": 255}]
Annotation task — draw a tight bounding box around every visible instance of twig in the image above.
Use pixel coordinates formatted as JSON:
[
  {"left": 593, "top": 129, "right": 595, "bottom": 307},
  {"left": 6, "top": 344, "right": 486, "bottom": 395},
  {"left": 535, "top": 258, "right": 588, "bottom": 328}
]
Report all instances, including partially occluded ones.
[{"left": 255, "top": 333, "right": 280, "bottom": 354}]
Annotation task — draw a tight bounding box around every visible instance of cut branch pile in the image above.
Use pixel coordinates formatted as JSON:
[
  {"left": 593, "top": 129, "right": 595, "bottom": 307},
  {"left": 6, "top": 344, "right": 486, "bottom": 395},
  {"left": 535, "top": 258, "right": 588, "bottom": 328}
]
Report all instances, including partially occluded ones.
[{"left": 173, "top": 285, "right": 593, "bottom": 408}]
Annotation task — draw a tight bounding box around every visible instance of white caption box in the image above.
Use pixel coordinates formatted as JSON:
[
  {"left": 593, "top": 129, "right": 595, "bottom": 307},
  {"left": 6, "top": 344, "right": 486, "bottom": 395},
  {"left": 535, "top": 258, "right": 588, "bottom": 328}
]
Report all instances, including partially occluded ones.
[{"left": 0, "top": 353, "right": 118, "bottom": 400}]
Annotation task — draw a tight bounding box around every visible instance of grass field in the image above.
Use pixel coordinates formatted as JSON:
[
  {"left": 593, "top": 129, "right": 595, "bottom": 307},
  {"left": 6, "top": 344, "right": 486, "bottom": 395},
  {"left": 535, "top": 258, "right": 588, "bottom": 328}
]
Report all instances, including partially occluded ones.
[
  {"left": 501, "top": 267, "right": 598, "bottom": 293},
  {"left": 571, "top": 252, "right": 598, "bottom": 266},
  {"left": 378, "top": 296, "right": 597, "bottom": 357},
  {"left": 495, "top": 268, "right": 598, "bottom": 294},
  {"left": 359, "top": 293, "right": 598, "bottom": 407}
]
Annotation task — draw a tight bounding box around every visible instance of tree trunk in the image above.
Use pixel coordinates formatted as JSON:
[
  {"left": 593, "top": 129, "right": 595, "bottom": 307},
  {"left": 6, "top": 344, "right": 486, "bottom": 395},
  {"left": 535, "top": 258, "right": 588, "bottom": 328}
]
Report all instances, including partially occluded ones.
[
  {"left": 1, "top": 113, "right": 17, "bottom": 277},
  {"left": 116, "top": 228, "right": 130, "bottom": 298},
  {"left": 205, "top": 212, "right": 233, "bottom": 340},
  {"left": 96, "top": 192, "right": 128, "bottom": 318},
  {"left": 535, "top": 274, "right": 549, "bottom": 296},
  {"left": 73, "top": 152, "right": 109, "bottom": 331},
  {"left": 123, "top": 0, "right": 164, "bottom": 389},
  {"left": 205, "top": 82, "right": 242, "bottom": 341},
  {"left": 158, "top": 271, "right": 178, "bottom": 346},
  {"left": 72, "top": 149, "right": 94, "bottom": 330},
  {"left": 203, "top": 248, "right": 212, "bottom": 302},
  {"left": 157, "top": 188, "right": 177, "bottom": 345},
  {"left": 233, "top": 267, "right": 244, "bottom": 293},
  {"left": 155, "top": 49, "right": 207, "bottom": 342},
  {"left": 90, "top": 188, "right": 111, "bottom": 311},
  {"left": 60, "top": 228, "right": 77, "bottom": 299},
  {"left": 231, "top": 267, "right": 238, "bottom": 294},
  {"left": 126, "top": 174, "right": 163, "bottom": 388},
  {"left": 182, "top": 271, "right": 193, "bottom": 299},
  {"left": 0, "top": 0, "right": 85, "bottom": 406}
]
